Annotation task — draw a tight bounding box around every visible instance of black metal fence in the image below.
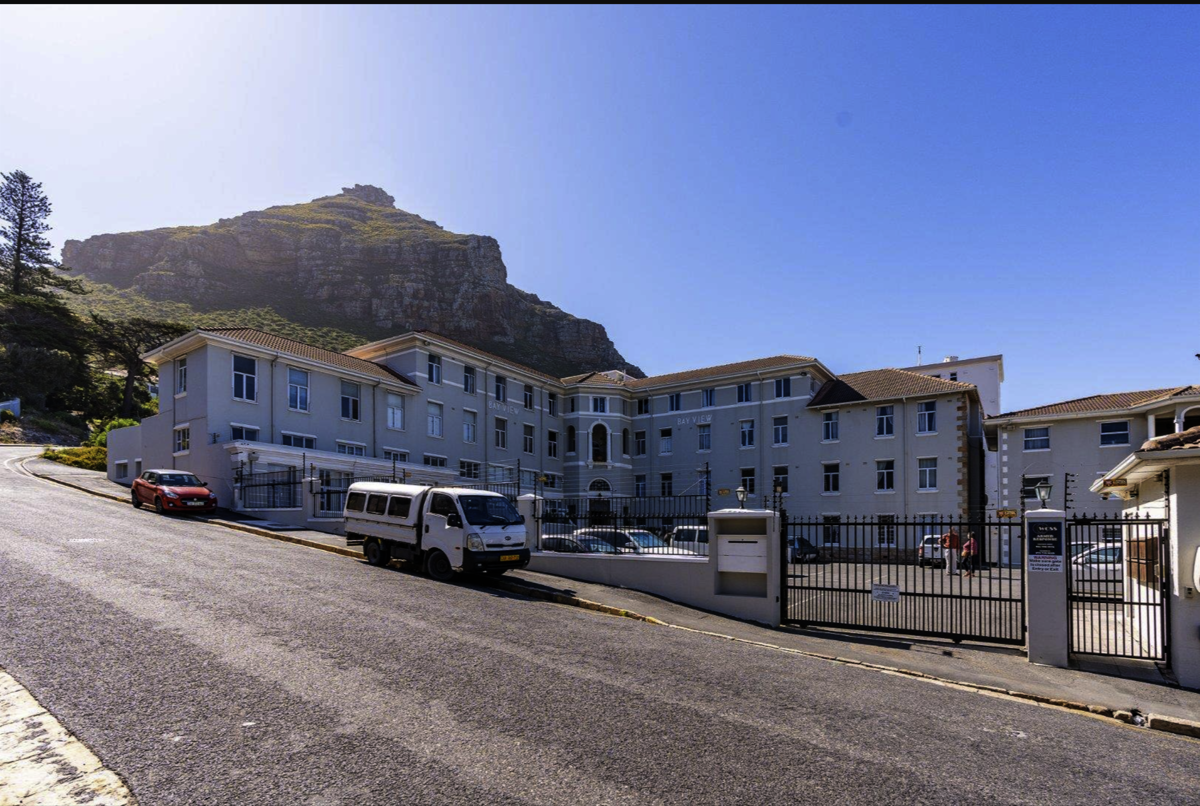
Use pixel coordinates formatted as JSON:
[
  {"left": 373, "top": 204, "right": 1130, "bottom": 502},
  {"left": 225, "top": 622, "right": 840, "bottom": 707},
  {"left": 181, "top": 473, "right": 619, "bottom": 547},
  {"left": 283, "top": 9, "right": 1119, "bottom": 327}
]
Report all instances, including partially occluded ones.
[
  {"left": 237, "top": 467, "right": 302, "bottom": 510},
  {"left": 783, "top": 514, "right": 1026, "bottom": 645},
  {"left": 1066, "top": 514, "right": 1169, "bottom": 661},
  {"left": 535, "top": 495, "right": 710, "bottom": 555}
]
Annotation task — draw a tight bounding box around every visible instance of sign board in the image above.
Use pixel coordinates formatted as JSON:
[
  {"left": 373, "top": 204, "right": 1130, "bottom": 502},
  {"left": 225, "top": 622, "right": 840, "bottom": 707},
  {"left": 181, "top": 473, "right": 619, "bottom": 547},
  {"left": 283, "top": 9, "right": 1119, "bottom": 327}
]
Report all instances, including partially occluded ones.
[
  {"left": 997, "top": 509, "right": 1018, "bottom": 518},
  {"left": 870, "top": 583, "right": 900, "bottom": 603},
  {"left": 717, "top": 488, "right": 731, "bottom": 496},
  {"left": 1102, "top": 478, "right": 1128, "bottom": 488},
  {"left": 1028, "top": 521, "right": 1064, "bottom": 573}
]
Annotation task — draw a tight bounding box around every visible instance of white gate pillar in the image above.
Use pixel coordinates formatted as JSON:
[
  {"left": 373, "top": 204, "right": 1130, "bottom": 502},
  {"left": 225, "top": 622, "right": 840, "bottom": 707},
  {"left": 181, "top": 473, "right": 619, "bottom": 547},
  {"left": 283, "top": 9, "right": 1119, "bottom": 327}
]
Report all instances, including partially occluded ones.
[
  {"left": 517, "top": 494, "right": 542, "bottom": 550},
  {"left": 1025, "top": 508, "right": 1069, "bottom": 667}
]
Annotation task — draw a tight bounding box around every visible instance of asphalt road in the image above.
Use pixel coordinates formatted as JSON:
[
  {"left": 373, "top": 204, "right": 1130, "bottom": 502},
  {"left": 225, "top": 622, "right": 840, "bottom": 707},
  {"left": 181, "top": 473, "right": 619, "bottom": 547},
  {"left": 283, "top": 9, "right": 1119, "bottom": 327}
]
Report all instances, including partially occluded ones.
[{"left": 2, "top": 447, "right": 1198, "bottom": 805}]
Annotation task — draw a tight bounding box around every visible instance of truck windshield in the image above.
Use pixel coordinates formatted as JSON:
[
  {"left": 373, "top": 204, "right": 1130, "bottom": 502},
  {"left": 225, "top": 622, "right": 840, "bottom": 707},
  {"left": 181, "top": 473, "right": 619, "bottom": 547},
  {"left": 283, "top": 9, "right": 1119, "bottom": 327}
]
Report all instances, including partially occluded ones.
[{"left": 460, "top": 495, "right": 522, "bottom": 526}]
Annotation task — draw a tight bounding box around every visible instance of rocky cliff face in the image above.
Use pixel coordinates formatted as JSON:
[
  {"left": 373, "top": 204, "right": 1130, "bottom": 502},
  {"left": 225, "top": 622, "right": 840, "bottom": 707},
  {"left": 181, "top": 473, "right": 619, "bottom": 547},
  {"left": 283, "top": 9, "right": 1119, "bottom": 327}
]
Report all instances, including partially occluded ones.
[{"left": 62, "top": 185, "right": 642, "bottom": 378}]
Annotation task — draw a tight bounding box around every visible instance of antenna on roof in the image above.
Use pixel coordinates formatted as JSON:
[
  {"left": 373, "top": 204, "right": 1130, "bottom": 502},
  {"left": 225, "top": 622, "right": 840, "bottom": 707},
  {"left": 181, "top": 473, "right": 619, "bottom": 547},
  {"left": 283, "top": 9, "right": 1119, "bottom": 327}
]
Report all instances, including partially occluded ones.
[{"left": 917, "top": 346, "right": 922, "bottom": 366}]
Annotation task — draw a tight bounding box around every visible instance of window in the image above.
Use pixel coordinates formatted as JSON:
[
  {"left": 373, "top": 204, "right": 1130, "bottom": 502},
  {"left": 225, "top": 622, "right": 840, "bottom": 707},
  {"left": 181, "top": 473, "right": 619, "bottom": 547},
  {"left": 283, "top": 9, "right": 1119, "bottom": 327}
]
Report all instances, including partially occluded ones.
[
  {"left": 918, "top": 458, "right": 938, "bottom": 491},
  {"left": 383, "top": 449, "right": 408, "bottom": 463},
  {"left": 463, "top": 365, "right": 476, "bottom": 394},
  {"left": 635, "top": 430, "right": 646, "bottom": 456},
  {"left": 1024, "top": 427, "right": 1050, "bottom": 451},
  {"left": 740, "top": 468, "right": 756, "bottom": 496},
  {"left": 427, "top": 402, "right": 443, "bottom": 438},
  {"left": 876, "top": 406, "right": 894, "bottom": 437},
  {"left": 337, "top": 442, "right": 365, "bottom": 456},
  {"left": 737, "top": 382, "right": 752, "bottom": 403},
  {"left": 878, "top": 515, "right": 897, "bottom": 546},
  {"left": 387, "top": 496, "right": 412, "bottom": 518},
  {"left": 548, "top": 393, "right": 557, "bottom": 416},
  {"left": 386, "top": 393, "right": 404, "bottom": 430},
  {"left": 346, "top": 492, "right": 366, "bottom": 513},
  {"left": 495, "top": 418, "right": 508, "bottom": 450},
  {"left": 876, "top": 460, "right": 895, "bottom": 491},
  {"left": 822, "top": 515, "right": 841, "bottom": 545},
  {"left": 823, "top": 462, "right": 840, "bottom": 494},
  {"left": 660, "top": 473, "right": 673, "bottom": 496},
  {"left": 495, "top": 376, "right": 507, "bottom": 402},
  {"left": 917, "top": 401, "right": 936, "bottom": 433},
  {"left": 773, "top": 416, "right": 788, "bottom": 446},
  {"left": 115, "top": 461, "right": 128, "bottom": 480},
  {"left": 660, "top": 428, "right": 673, "bottom": 455},
  {"left": 637, "top": 398, "right": 650, "bottom": 416},
  {"left": 567, "top": 426, "right": 577, "bottom": 454},
  {"left": 1022, "top": 475, "right": 1051, "bottom": 500},
  {"left": 823, "top": 411, "right": 839, "bottom": 441},
  {"left": 773, "top": 466, "right": 789, "bottom": 495},
  {"left": 523, "top": 424, "right": 535, "bottom": 454},
  {"left": 591, "top": 425, "right": 608, "bottom": 463},
  {"left": 1101, "top": 421, "right": 1130, "bottom": 446},
  {"left": 427, "top": 354, "right": 442, "bottom": 385},
  {"left": 424, "top": 455, "right": 447, "bottom": 468},
  {"left": 548, "top": 430, "right": 559, "bottom": 458},
  {"left": 231, "top": 425, "right": 259, "bottom": 441},
  {"left": 592, "top": 396, "right": 607, "bottom": 413},
  {"left": 340, "top": 381, "right": 360, "bottom": 421},
  {"left": 459, "top": 460, "right": 481, "bottom": 480},
  {"left": 622, "top": 428, "right": 630, "bottom": 455},
  {"left": 698, "top": 424, "right": 711, "bottom": 451},
  {"left": 281, "top": 433, "right": 315, "bottom": 450},
  {"left": 463, "top": 410, "right": 477, "bottom": 443},
  {"left": 233, "top": 354, "right": 257, "bottom": 401},
  {"left": 668, "top": 393, "right": 681, "bottom": 412},
  {"left": 775, "top": 377, "right": 791, "bottom": 398},
  {"left": 176, "top": 357, "right": 187, "bottom": 394},
  {"left": 543, "top": 474, "right": 560, "bottom": 490},
  {"left": 174, "top": 427, "right": 190, "bottom": 454},
  {"left": 740, "top": 419, "right": 755, "bottom": 448},
  {"left": 366, "top": 495, "right": 387, "bottom": 516},
  {"left": 634, "top": 475, "right": 647, "bottom": 497},
  {"left": 570, "top": 397, "right": 576, "bottom": 413},
  {"left": 286, "top": 368, "right": 309, "bottom": 412},
  {"left": 524, "top": 385, "right": 534, "bottom": 410},
  {"left": 949, "top": 372, "right": 958, "bottom": 382},
  {"left": 701, "top": 388, "right": 715, "bottom": 408}
]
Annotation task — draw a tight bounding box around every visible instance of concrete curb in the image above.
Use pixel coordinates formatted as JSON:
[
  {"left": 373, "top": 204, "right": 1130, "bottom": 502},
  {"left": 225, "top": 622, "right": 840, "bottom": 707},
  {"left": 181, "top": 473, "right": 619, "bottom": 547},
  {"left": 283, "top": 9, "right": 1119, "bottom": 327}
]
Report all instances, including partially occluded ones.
[{"left": 21, "top": 457, "right": 1198, "bottom": 743}]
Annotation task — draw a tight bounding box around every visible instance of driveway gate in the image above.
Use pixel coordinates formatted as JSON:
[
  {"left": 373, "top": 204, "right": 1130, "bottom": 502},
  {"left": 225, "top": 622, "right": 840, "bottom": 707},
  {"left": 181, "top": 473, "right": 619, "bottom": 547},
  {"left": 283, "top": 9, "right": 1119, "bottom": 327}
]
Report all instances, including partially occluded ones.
[
  {"left": 1066, "top": 515, "right": 1169, "bottom": 661},
  {"left": 781, "top": 514, "right": 1026, "bottom": 645}
]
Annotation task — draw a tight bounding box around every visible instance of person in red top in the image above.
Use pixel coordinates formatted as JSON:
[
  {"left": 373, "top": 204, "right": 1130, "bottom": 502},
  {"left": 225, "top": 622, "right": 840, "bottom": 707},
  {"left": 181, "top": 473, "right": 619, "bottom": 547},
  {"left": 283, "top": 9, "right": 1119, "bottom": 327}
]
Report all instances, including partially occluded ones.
[{"left": 941, "top": 527, "right": 961, "bottom": 575}]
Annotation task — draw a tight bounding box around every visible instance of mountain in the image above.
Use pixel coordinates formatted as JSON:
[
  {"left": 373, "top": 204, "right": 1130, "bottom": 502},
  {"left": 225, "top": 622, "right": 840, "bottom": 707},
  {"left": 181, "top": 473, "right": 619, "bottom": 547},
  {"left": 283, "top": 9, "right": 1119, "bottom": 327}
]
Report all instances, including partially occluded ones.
[{"left": 61, "top": 185, "right": 642, "bottom": 378}]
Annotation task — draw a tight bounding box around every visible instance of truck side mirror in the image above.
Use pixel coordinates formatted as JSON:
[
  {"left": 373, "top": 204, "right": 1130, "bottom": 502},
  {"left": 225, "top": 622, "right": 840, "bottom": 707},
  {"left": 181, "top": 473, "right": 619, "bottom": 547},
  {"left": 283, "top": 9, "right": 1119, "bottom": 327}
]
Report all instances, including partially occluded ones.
[{"left": 447, "top": 514, "right": 462, "bottom": 528}]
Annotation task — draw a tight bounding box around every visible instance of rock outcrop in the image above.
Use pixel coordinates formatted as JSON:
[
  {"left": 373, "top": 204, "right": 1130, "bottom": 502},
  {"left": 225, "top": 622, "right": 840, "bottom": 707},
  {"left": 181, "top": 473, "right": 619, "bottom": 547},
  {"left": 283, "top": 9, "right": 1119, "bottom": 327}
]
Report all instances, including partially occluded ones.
[{"left": 62, "top": 185, "right": 642, "bottom": 378}]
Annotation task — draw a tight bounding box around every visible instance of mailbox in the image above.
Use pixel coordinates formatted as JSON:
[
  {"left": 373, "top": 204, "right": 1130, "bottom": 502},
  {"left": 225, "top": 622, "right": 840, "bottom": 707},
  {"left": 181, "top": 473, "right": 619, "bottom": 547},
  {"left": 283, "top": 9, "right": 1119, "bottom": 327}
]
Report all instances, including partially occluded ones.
[
  {"left": 717, "top": 535, "right": 768, "bottom": 574},
  {"left": 709, "top": 509, "right": 779, "bottom": 598}
]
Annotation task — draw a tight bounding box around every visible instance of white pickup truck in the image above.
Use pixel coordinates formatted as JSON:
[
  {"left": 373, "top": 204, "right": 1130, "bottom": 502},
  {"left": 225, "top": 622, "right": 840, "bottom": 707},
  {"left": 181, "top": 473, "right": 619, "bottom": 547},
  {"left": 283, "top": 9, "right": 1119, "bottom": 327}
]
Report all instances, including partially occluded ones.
[{"left": 343, "top": 482, "right": 529, "bottom": 581}]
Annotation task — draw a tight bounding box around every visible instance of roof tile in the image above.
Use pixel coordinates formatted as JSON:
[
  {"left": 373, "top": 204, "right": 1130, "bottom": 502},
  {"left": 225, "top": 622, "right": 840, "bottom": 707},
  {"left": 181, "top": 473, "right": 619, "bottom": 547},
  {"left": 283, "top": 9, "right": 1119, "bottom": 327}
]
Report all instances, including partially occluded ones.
[
  {"left": 200, "top": 328, "right": 418, "bottom": 387},
  {"left": 992, "top": 387, "right": 1196, "bottom": 420},
  {"left": 809, "top": 368, "right": 975, "bottom": 407}
]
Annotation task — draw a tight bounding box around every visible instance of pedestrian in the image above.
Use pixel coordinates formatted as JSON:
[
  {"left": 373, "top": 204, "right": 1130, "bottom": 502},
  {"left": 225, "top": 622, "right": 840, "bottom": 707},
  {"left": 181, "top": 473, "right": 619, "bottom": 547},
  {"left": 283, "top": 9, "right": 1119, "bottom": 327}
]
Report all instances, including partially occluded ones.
[
  {"left": 941, "top": 526, "right": 960, "bottom": 575},
  {"left": 961, "top": 532, "right": 978, "bottom": 578}
]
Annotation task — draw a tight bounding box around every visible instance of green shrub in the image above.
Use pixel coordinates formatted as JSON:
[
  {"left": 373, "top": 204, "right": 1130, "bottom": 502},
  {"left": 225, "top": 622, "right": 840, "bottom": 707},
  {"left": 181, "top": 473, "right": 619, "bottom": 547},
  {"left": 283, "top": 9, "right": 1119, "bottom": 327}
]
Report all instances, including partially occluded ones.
[
  {"left": 88, "top": 417, "right": 139, "bottom": 447},
  {"left": 29, "top": 416, "right": 67, "bottom": 435},
  {"left": 51, "top": 411, "right": 86, "bottom": 430},
  {"left": 0, "top": 409, "right": 15, "bottom": 424},
  {"left": 42, "top": 445, "right": 108, "bottom": 472}
]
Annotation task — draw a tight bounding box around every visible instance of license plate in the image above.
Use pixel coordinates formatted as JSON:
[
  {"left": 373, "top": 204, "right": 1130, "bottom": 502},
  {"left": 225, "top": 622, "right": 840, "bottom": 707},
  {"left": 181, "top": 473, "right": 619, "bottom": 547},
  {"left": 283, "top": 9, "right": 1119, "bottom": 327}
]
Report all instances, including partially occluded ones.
[
  {"left": 186, "top": 501, "right": 205, "bottom": 506},
  {"left": 500, "top": 554, "right": 520, "bottom": 562}
]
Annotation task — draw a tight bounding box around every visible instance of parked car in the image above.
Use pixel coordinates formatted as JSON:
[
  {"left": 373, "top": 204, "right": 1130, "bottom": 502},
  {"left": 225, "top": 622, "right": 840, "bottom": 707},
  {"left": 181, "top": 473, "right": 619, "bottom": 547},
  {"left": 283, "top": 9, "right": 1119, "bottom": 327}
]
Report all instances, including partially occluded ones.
[
  {"left": 917, "top": 533, "right": 944, "bottom": 568},
  {"left": 790, "top": 536, "right": 820, "bottom": 563},
  {"left": 1071, "top": 544, "right": 1124, "bottom": 598},
  {"left": 541, "top": 535, "right": 622, "bottom": 554},
  {"left": 576, "top": 528, "right": 699, "bottom": 556},
  {"left": 667, "top": 525, "right": 709, "bottom": 555},
  {"left": 1070, "top": 540, "right": 1118, "bottom": 558},
  {"left": 131, "top": 470, "right": 218, "bottom": 515}
]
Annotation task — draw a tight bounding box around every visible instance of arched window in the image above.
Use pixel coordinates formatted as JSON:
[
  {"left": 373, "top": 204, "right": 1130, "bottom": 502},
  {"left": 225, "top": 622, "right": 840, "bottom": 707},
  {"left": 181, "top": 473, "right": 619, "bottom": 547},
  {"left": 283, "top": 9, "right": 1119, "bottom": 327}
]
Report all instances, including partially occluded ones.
[
  {"left": 567, "top": 426, "right": 576, "bottom": 454},
  {"left": 622, "top": 428, "right": 630, "bottom": 456},
  {"left": 589, "top": 478, "right": 611, "bottom": 493},
  {"left": 591, "top": 424, "right": 608, "bottom": 463}
]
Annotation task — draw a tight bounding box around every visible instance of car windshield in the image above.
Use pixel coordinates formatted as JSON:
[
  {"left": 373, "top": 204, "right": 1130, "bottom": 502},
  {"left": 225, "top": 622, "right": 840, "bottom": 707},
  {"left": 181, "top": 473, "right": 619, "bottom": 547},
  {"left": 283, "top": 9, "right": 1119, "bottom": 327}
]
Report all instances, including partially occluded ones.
[
  {"left": 627, "top": 531, "right": 668, "bottom": 549},
  {"left": 159, "top": 474, "right": 202, "bottom": 486},
  {"left": 459, "top": 495, "right": 522, "bottom": 526},
  {"left": 578, "top": 537, "right": 619, "bottom": 554},
  {"left": 677, "top": 529, "right": 708, "bottom": 543}
]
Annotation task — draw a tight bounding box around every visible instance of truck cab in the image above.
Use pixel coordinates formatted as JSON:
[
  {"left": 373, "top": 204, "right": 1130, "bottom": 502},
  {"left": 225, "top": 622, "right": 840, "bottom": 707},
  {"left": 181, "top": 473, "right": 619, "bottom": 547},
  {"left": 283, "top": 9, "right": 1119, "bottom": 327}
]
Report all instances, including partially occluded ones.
[{"left": 343, "top": 482, "right": 529, "bottom": 581}]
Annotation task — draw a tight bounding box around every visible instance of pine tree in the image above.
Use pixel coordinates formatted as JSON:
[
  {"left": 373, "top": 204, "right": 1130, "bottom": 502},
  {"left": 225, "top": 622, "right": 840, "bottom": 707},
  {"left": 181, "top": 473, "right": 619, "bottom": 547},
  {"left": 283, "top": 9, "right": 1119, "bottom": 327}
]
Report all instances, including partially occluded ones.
[
  {"left": 88, "top": 314, "right": 189, "bottom": 418},
  {"left": 0, "top": 169, "right": 84, "bottom": 297}
]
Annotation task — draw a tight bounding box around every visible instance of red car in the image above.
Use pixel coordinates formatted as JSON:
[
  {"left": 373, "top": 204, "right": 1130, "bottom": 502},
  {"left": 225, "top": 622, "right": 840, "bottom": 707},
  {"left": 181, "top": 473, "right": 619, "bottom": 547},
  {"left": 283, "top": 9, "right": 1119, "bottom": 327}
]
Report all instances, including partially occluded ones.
[{"left": 131, "top": 469, "right": 218, "bottom": 515}]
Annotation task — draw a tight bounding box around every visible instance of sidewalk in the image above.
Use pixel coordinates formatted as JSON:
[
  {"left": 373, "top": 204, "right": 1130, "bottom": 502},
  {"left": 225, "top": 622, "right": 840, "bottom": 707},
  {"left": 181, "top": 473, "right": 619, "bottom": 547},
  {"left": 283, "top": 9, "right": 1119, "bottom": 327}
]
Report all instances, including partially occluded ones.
[{"left": 22, "top": 454, "right": 1200, "bottom": 734}]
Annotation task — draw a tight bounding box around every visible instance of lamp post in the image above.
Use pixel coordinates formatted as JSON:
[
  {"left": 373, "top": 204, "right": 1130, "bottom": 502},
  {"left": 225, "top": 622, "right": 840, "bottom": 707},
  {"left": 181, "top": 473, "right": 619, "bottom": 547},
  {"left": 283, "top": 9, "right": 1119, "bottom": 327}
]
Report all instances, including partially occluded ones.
[
  {"left": 1035, "top": 480, "right": 1053, "bottom": 509},
  {"left": 735, "top": 485, "right": 747, "bottom": 509}
]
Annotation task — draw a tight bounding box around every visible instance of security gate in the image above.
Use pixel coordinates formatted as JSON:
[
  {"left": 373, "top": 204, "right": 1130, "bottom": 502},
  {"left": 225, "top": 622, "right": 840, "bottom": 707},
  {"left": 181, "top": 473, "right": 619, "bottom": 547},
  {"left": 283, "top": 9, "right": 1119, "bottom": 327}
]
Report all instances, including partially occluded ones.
[
  {"left": 782, "top": 514, "right": 1026, "bottom": 645},
  {"left": 1066, "top": 516, "right": 1169, "bottom": 661}
]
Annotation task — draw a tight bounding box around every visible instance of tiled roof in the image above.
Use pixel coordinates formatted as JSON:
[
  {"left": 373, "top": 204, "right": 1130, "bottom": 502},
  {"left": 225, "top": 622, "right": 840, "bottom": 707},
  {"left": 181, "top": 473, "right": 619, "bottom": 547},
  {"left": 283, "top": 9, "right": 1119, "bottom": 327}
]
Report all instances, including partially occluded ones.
[
  {"left": 1140, "top": 425, "right": 1200, "bottom": 453},
  {"left": 560, "top": 371, "right": 627, "bottom": 386},
  {"left": 410, "top": 331, "right": 561, "bottom": 382},
  {"left": 992, "top": 387, "right": 1199, "bottom": 420},
  {"left": 200, "top": 328, "right": 418, "bottom": 387},
  {"left": 621, "top": 355, "right": 816, "bottom": 391},
  {"left": 809, "top": 368, "right": 976, "bottom": 407}
]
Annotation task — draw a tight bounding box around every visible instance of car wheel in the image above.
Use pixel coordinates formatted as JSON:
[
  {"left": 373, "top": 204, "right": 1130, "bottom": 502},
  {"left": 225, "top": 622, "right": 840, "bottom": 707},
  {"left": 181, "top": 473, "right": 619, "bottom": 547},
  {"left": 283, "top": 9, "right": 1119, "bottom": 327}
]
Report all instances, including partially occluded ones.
[
  {"left": 425, "top": 550, "right": 454, "bottom": 582},
  {"left": 131, "top": 491, "right": 142, "bottom": 510},
  {"left": 364, "top": 538, "right": 391, "bottom": 567},
  {"left": 154, "top": 497, "right": 165, "bottom": 515}
]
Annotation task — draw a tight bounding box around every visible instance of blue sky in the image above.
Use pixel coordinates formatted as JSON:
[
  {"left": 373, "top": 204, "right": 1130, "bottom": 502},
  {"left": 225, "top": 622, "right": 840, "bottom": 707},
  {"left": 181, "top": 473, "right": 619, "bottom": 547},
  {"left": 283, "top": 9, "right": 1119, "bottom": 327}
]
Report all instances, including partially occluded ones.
[{"left": 2, "top": 5, "right": 1196, "bottom": 411}]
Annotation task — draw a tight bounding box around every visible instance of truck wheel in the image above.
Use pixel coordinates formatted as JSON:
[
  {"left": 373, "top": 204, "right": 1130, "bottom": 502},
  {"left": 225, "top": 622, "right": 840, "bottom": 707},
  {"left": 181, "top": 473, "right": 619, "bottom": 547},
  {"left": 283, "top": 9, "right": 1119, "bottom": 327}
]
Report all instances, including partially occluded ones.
[
  {"left": 425, "top": 550, "right": 454, "bottom": 582},
  {"left": 364, "top": 538, "right": 391, "bottom": 567},
  {"left": 131, "top": 491, "right": 142, "bottom": 510}
]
